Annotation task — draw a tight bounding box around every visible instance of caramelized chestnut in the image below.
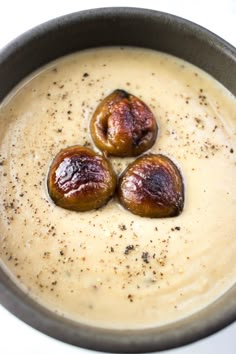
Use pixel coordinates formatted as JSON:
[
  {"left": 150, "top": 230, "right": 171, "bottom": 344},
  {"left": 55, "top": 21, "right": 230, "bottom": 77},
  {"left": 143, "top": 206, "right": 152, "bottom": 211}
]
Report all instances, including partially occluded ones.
[
  {"left": 90, "top": 89, "right": 158, "bottom": 157},
  {"left": 47, "top": 146, "right": 116, "bottom": 212},
  {"left": 118, "top": 154, "right": 184, "bottom": 218}
]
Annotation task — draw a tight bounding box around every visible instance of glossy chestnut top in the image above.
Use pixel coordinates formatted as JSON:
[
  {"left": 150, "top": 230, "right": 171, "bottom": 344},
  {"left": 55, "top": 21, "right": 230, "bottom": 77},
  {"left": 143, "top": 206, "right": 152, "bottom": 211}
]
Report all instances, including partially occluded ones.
[
  {"left": 47, "top": 146, "right": 116, "bottom": 211},
  {"left": 118, "top": 154, "right": 184, "bottom": 218},
  {"left": 90, "top": 89, "right": 157, "bottom": 157}
]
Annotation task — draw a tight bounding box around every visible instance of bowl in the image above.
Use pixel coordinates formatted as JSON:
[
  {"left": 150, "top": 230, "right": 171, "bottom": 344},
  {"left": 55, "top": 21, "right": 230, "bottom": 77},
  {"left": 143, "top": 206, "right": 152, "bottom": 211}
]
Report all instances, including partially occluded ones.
[{"left": 0, "top": 7, "right": 235, "bottom": 353}]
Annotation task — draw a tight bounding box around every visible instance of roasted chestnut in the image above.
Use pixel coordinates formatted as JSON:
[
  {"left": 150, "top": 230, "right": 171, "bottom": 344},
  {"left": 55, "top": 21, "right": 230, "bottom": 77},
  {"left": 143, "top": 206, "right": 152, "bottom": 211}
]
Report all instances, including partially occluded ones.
[
  {"left": 47, "top": 146, "right": 116, "bottom": 212},
  {"left": 118, "top": 154, "right": 184, "bottom": 218},
  {"left": 90, "top": 89, "right": 158, "bottom": 157}
]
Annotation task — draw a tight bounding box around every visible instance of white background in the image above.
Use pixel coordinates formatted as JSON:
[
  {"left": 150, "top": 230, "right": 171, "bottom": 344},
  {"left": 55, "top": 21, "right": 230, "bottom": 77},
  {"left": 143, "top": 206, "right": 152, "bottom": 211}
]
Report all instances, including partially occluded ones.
[{"left": 0, "top": 1, "right": 235, "bottom": 353}]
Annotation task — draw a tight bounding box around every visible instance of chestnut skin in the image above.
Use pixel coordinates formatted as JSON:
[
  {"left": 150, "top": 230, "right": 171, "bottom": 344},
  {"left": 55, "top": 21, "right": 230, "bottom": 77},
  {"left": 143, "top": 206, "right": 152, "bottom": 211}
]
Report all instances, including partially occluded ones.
[
  {"left": 90, "top": 89, "right": 158, "bottom": 157},
  {"left": 47, "top": 146, "right": 116, "bottom": 212},
  {"left": 118, "top": 154, "right": 184, "bottom": 218}
]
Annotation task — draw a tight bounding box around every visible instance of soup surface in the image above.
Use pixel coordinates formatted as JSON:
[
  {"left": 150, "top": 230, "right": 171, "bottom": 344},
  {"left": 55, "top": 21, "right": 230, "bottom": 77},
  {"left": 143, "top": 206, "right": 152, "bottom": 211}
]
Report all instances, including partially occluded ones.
[{"left": 0, "top": 47, "right": 236, "bottom": 329}]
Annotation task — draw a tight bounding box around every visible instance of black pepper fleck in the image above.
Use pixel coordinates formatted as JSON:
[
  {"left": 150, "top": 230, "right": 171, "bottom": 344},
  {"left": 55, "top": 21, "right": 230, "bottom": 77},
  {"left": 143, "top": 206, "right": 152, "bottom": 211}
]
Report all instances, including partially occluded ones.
[
  {"left": 141, "top": 252, "right": 150, "bottom": 264},
  {"left": 124, "top": 245, "right": 135, "bottom": 255},
  {"left": 119, "top": 224, "right": 127, "bottom": 231}
]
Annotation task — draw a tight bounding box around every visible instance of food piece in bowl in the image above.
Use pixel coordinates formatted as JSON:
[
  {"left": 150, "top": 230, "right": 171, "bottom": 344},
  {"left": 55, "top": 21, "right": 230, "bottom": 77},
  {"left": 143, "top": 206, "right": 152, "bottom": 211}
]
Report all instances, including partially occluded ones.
[
  {"left": 47, "top": 146, "right": 116, "bottom": 211},
  {"left": 118, "top": 154, "right": 184, "bottom": 218},
  {"left": 90, "top": 89, "right": 158, "bottom": 156}
]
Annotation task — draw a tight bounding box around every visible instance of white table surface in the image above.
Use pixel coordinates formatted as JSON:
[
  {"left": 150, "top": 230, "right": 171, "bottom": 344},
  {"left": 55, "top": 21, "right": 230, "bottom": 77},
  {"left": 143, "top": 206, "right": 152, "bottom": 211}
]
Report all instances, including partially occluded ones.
[{"left": 0, "top": 1, "right": 235, "bottom": 353}]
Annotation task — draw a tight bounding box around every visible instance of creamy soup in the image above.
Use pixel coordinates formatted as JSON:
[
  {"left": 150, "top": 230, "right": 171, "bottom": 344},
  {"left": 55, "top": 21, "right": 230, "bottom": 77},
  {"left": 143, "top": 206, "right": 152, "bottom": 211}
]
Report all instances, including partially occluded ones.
[{"left": 0, "top": 47, "right": 236, "bottom": 329}]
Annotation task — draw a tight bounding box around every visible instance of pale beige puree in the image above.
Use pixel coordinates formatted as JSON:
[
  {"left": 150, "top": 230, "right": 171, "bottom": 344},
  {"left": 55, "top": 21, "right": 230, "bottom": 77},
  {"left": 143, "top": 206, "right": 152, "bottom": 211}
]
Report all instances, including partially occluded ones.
[{"left": 0, "top": 47, "right": 236, "bottom": 329}]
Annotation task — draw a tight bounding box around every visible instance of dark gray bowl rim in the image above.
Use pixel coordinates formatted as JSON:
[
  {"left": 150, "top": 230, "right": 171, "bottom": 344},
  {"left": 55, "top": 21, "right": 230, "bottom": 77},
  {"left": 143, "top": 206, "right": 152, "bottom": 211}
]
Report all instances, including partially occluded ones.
[{"left": 0, "top": 7, "right": 235, "bottom": 354}]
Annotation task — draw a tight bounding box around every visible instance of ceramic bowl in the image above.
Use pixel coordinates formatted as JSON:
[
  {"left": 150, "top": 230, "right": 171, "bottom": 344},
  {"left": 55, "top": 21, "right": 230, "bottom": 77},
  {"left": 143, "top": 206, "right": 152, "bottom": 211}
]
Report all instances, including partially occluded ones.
[{"left": 0, "top": 7, "right": 235, "bottom": 353}]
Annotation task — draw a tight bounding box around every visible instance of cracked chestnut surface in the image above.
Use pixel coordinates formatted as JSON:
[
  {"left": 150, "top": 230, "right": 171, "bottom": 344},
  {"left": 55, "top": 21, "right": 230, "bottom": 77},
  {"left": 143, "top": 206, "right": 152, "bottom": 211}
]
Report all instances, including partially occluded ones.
[
  {"left": 47, "top": 146, "right": 116, "bottom": 211},
  {"left": 90, "top": 89, "right": 158, "bottom": 157},
  {"left": 118, "top": 154, "right": 184, "bottom": 218}
]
